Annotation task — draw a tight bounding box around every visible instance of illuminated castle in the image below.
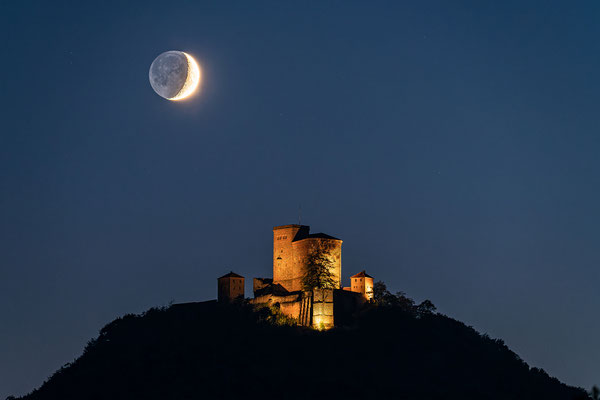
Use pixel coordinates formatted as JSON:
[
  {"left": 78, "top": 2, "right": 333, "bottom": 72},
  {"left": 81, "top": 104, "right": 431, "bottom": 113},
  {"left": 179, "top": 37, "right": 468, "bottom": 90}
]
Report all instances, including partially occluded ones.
[{"left": 218, "top": 224, "right": 374, "bottom": 329}]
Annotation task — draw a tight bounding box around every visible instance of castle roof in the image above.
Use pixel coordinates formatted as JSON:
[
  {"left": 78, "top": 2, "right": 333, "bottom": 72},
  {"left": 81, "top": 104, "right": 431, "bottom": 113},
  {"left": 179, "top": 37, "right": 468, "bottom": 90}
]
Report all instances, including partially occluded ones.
[
  {"left": 351, "top": 270, "right": 372, "bottom": 278},
  {"left": 307, "top": 232, "right": 340, "bottom": 240},
  {"left": 218, "top": 271, "right": 244, "bottom": 279},
  {"left": 273, "top": 224, "right": 341, "bottom": 241},
  {"left": 253, "top": 282, "right": 294, "bottom": 297},
  {"left": 293, "top": 232, "right": 341, "bottom": 241}
]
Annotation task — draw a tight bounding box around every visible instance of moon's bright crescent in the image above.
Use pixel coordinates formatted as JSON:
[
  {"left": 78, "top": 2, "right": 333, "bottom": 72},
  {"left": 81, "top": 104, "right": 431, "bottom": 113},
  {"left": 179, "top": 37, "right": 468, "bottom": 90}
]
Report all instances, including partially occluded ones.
[{"left": 169, "top": 52, "right": 201, "bottom": 101}]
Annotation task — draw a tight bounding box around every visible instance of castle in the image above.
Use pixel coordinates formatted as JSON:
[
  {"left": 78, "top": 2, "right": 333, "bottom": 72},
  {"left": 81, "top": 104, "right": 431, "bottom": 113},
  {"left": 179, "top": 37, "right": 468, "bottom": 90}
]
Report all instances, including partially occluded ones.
[{"left": 217, "top": 224, "right": 374, "bottom": 329}]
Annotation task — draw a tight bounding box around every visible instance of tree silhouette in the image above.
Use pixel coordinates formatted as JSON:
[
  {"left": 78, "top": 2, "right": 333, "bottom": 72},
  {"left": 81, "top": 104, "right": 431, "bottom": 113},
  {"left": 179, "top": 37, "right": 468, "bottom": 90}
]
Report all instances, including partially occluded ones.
[
  {"left": 416, "top": 299, "right": 437, "bottom": 316},
  {"left": 591, "top": 386, "right": 599, "bottom": 400},
  {"left": 301, "top": 241, "right": 337, "bottom": 291},
  {"left": 373, "top": 280, "right": 389, "bottom": 303},
  {"left": 373, "top": 281, "right": 436, "bottom": 317},
  {"left": 373, "top": 281, "right": 413, "bottom": 309}
]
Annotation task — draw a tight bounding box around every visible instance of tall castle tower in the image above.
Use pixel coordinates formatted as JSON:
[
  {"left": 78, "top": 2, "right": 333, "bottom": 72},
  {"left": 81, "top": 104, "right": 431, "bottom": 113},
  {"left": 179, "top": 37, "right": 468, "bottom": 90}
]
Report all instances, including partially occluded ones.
[{"left": 273, "top": 224, "right": 342, "bottom": 292}]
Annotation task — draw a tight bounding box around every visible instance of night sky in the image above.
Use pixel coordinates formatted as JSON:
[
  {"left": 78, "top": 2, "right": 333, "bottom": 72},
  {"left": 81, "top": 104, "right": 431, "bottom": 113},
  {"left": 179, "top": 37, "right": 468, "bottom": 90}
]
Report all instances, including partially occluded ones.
[{"left": 1, "top": 1, "right": 599, "bottom": 397}]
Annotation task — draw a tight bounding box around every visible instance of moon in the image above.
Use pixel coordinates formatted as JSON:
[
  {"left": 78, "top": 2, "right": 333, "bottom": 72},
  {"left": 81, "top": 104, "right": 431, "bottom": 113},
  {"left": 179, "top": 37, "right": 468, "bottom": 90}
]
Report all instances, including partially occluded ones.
[{"left": 149, "top": 51, "right": 201, "bottom": 101}]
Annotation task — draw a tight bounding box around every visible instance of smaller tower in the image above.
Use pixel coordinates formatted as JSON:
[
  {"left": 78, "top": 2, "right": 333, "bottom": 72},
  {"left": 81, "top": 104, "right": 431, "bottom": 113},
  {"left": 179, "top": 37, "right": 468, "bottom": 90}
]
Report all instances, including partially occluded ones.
[
  {"left": 218, "top": 272, "right": 245, "bottom": 302},
  {"left": 349, "top": 270, "right": 374, "bottom": 301}
]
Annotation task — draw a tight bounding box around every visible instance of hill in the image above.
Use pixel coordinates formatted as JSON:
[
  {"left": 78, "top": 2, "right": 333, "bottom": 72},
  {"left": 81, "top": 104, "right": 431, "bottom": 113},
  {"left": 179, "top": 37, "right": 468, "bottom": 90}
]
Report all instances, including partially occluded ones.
[{"left": 14, "top": 300, "right": 588, "bottom": 400}]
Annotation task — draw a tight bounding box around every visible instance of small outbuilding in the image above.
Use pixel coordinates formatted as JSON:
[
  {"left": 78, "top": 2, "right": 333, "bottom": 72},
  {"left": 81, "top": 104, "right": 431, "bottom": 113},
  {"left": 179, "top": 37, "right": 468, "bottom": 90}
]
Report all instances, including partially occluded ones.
[{"left": 217, "top": 272, "right": 245, "bottom": 302}]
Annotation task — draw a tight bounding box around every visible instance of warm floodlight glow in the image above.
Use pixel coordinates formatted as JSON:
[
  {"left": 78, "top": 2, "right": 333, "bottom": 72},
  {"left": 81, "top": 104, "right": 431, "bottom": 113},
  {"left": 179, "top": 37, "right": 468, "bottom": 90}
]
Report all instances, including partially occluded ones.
[{"left": 169, "top": 52, "right": 201, "bottom": 101}]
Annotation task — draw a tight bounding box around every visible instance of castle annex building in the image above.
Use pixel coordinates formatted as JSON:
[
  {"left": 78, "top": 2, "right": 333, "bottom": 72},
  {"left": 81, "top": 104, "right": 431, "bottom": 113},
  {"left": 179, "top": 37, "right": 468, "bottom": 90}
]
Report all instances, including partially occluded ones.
[{"left": 217, "top": 224, "right": 374, "bottom": 329}]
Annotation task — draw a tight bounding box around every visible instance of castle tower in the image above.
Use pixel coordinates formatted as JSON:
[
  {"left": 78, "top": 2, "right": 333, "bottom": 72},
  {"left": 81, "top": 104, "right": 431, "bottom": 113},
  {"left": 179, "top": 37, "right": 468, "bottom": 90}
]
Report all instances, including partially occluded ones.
[
  {"left": 273, "top": 224, "right": 342, "bottom": 292},
  {"left": 217, "top": 272, "right": 245, "bottom": 302},
  {"left": 349, "top": 270, "right": 374, "bottom": 301},
  {"left": 273, "top": 225, "right": 309, "bottom": 292}
]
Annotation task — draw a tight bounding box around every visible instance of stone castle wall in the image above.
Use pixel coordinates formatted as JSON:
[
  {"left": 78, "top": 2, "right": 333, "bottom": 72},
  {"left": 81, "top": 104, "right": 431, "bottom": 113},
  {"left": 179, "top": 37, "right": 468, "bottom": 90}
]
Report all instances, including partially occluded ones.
[
  {"left": 291, "top": 238, "right": 341, "bottom": 292},
  {"left": 272, "top": 225, "right": 308, "bottom": 292},
  {"left": 312, "top": 289, "right": 334, "bottom": 329},
  {"left": 217, "top": 276, "right": 245, "bottom": 302},
  {"left": 348, "top": 276, "right": 374, "bottom": 300},
  {"left": 273, "top": 225, "right": 342, "bottom": 292}
]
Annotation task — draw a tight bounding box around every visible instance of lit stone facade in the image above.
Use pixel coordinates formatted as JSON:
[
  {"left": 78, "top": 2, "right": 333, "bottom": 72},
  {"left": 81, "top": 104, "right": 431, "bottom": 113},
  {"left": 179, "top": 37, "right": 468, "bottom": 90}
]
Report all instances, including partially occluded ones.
[{"left": 273, "top": 225, "right": 342, "bottom": 292}]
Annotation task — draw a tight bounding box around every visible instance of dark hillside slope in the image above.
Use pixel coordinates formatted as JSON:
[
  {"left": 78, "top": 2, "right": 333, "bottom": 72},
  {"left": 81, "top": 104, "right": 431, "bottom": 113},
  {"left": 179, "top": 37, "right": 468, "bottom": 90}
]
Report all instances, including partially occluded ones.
[{"left": 18, "top": 301, "right": 587, "bottom": 400}]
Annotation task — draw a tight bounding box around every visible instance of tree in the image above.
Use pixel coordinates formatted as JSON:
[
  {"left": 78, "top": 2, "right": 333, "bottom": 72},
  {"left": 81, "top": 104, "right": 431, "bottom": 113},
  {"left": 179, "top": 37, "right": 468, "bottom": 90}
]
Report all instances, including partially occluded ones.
[
  {"left": 591, "top": 385, "right": 599, "bottom": 400},
  {"left": 301, "top": 241, "right": 338, "bottom": 329},
  {"left": 373, "top": 281, "right": 410, "bottom": 309},
  {"left": 416, "top": 299, "right": 437, "bottom": 316},
  {"left": 301, "top": 241, "right": 337, "bottom": 291},
  {"left": 394, "top": 291, "right": 416, "bottom": 312},
  {"left": 373, "top": 281, "right": 388, "bottom": 303},
  {"left": 372, "top": 281, "right": 436, "bottom": 316}
]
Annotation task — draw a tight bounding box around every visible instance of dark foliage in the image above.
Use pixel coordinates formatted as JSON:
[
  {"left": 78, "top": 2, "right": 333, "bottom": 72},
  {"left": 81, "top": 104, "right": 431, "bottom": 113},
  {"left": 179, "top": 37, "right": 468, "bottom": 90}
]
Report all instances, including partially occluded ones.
[
  {"left": 372, "top": 281, "right": 437, "bottom": 317},
  {"left": 15, "top": 300, "right": 588, "bottom": 400}
]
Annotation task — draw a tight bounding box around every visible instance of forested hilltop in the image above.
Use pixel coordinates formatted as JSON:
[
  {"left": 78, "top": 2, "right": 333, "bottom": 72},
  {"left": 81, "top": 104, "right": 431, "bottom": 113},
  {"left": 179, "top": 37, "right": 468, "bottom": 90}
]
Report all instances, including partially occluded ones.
[{"left": 13, "top": 288, "right": 590, "bottom": 400}]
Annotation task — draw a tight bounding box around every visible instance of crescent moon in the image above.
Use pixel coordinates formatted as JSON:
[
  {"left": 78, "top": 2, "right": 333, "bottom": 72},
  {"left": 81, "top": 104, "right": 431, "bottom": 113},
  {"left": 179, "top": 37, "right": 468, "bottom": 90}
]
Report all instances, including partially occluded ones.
[{"left": 169, "top": 52, "right": 201, "bottom": 101}]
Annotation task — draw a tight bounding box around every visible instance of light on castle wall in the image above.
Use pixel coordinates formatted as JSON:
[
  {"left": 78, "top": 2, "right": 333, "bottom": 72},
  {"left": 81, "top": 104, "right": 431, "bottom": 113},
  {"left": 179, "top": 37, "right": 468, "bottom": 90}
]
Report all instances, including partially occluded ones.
[{"left": 313, "top": 316, "right": 327, "bottom": 331}]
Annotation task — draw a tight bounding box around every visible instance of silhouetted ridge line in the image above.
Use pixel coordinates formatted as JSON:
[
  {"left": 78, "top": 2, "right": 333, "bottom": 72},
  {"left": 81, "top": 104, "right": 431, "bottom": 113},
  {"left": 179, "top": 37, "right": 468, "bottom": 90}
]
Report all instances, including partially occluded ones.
[{"left": 14, "top": 300, "right": 588, "bottom": 400}]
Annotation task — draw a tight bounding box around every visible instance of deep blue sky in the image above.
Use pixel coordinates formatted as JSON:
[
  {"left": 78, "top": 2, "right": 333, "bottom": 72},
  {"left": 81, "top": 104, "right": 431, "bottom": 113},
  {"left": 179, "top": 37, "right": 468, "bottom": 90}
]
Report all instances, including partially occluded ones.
[{"left": 1, "top": 1, "right": 599, "bottom": 397}]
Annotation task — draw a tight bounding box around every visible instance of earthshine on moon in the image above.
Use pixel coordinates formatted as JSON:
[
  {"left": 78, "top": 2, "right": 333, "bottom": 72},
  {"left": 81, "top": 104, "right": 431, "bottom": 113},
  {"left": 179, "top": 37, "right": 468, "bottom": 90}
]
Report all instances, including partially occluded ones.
[{"left": 149, "top": 51, "right": 201, "bottom": 101}]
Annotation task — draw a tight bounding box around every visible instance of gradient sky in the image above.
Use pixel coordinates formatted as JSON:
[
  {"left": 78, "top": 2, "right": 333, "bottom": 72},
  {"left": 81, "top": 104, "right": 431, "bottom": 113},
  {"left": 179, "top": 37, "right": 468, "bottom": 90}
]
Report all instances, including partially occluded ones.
[{"left": 1, "top": 1, "right": 599, "bottom": 397}]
